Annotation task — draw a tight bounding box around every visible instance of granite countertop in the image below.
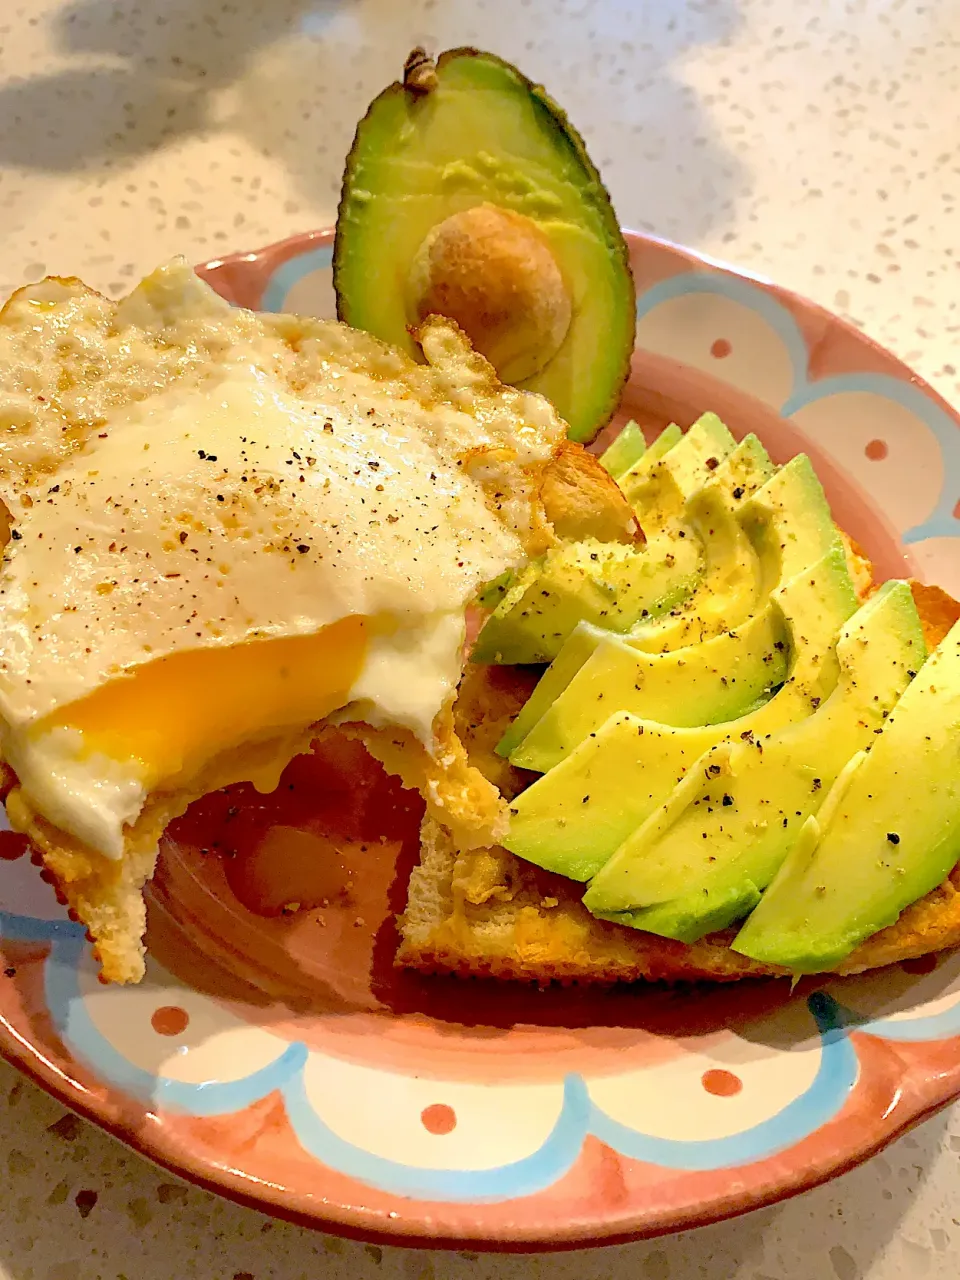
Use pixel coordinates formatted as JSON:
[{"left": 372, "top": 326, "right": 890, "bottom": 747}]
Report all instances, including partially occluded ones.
[{"left": 0, "top": 1, "right": 957, "bottom": 1277}]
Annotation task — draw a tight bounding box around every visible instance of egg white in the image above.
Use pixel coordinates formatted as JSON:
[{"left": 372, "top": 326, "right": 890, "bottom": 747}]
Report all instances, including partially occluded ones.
[{"left": 0, "top": 263, "right": 565, "bottom": 860}]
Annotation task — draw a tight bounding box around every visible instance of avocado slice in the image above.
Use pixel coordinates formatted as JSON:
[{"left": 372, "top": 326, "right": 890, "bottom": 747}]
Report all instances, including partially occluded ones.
[
  {"left": 733, "top": 617, "right": 960, "bottom": 972},
  {"left": 493, "top": 620, "right": 610, "bottom": 758},
  {"left": 606, "top": 422, "right": 682, "bottom": 488},
  {"left": 583, "top": 581, "right": 927, "bottom": 938},
  {"left": 508, "top": 482, "right": 767, "bottom": 767},
  {"left": 503, "top": 545, "right": 858, "bottom": 877},
  {"left": 334, "top": 48, "right": 635, "bottom": 443},
  {"left": 599, "top": 420, "right": 648, "bottom": 482},
  {"left": 709, "top": 433, "right": 776, "bottom": 503},
  {"left": 619, "top": 413, "right": 736, "bottom": 525},
  {"left": 628, "top": 452, "right": 839, "bottom": 656},
  {"left": 473, "top": 415, "right": 746, "bottom": 666},
  {"left": 740, "top": 453, "right": 841, "bottom": 588},
  {"left": 495, "top": 433, "right": 777, "bottom": 756},
  {"left": 476, "top": 570, "right": 514, "bottom": 610},
  {"left": 500, "top": 449, "right": 838, "bottom": 763},
  {"left": 624, "top": 478, "right": 764, "bottom": 653},
  {"left": 471, "top": 524, "right": 702, "bottom": 665},
  {"left": 503, "top": 604, "right": 789, "bottom": 765}
]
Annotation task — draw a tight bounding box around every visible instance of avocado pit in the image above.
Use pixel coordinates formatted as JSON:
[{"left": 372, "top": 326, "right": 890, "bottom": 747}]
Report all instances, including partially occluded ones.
[{"left": 407, "top": 203, "right": 572, "bottom": 384}]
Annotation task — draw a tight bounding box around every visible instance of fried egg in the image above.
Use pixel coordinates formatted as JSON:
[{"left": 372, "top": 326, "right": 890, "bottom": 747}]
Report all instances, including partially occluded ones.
[{"left": 0, "top": 261, "right": 567, "bottom": 978}]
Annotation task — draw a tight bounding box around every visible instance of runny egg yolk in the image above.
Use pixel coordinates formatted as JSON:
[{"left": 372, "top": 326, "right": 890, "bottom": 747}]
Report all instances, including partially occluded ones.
[{"left": 33, "top": 615, "right": 368, "bottom": 787}]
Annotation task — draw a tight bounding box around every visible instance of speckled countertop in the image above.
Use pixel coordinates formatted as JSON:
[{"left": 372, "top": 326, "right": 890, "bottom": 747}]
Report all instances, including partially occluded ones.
[{"left": 0, "top": 1, "right": 958, "bottom": 1277}]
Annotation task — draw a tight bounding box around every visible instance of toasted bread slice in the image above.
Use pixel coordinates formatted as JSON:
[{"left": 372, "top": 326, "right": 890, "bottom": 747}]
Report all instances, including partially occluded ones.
[{"left": 398, "top": 579, "right": 960, "bottom": 984}]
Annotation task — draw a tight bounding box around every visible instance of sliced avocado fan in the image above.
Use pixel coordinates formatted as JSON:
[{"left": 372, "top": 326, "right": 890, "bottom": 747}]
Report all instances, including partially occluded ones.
[
  {"left": 583, "top": 580, "right": 927, "bottom": 939},
  {"left": 334, "top": 47, "right": 636, "bottom": 442},
  {"left": 503, "top": 545, "right": 858, "bottom": 879},
  {"left": 504, "top": 450, "right": 839, "bottom": 769},
  {"left": 469, "top": 527, "right": 702, "bottom": 666},
  {"left": 494, "top": 429, "right": 777, "bottom": 755},
  {"left": 507, "top": 484, "right": 766, "bottom": 767}
]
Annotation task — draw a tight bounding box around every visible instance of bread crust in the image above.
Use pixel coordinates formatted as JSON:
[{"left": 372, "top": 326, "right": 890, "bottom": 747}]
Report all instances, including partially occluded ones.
[{"left": 398, "top": 817, "right": 960, "bottom": 985}]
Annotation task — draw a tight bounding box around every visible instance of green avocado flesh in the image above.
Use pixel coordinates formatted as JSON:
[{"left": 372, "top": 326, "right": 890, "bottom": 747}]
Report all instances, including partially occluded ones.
[
  {"left": 619, "top": 414, "right": 736, "bottom": 525},
  {"left": 599, "top": 420, "right": 647, "bottom": 481},
  {"left": 502, "top": 546, "right": 858, "bottom": 878},
  {"left": 504, "top": 451, "right": 842, "bottom": 771},
  {"left": 489, "top": 401, "right": 956, "bottom": 962},
  {"left": 334, "top": 48, "right": 635, "bottom": 442},
  {"left": 710, "top": 434, "right": 776, "bottom": 502},
  {"left": 501, "top": 606, "right": 789, "bottom": 765},
  {"left": 739, "top": 456, "right": 837, "bottom": 572},
  {"left": 494, "top": 428, "right": 777, "bottom": 756},
  {"left": 733, "top": 617, "right": 960, "bottom": 972},
  {"left": 508, "top": 487, "right": 769, "bottom": 769},
  {"left": 624, "top": 479, "right": 763, "bottom": 654},
  {"left": 469, "top": 529, "right": 702, "bottom": 665},
  {"left": 583, "top": 581, "right": 927, "bottom": 939},
  {"left": 621, "top": 450, "right": 840, "bottom": 659},
  {"left": 613, "top": 422, "right": 682, "bottom": 483},
  {"left": 473, "top": 415, "right": 741, "bottom": 667}
]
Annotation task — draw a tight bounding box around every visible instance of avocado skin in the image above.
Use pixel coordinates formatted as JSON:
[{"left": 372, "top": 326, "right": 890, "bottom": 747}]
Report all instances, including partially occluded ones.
[
  {"left": 733, "top": 616, "right": 960, "bottom": 973},
  {"left": 334, "top": 47, "right": 635, "bottom": 443},
  {"left": 583, "top": 580, "right": 927, "bottom": 939}
]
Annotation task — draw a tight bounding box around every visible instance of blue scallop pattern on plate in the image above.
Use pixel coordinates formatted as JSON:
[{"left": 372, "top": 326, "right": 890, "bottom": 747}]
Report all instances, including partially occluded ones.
[{"left": 0, "top": 876, "right": 924, "bottom": 1204}]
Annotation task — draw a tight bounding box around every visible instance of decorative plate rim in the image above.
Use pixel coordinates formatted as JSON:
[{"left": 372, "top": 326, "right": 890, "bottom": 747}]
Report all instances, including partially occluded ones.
[{"left": 0, "top": 227, "right": 956, "bottom": 1251}]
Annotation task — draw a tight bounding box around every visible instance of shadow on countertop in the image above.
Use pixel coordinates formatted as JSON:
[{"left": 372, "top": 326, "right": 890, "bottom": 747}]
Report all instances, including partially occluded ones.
[{"left": 0, "top": 0, "right": 748, "bottom": 244}]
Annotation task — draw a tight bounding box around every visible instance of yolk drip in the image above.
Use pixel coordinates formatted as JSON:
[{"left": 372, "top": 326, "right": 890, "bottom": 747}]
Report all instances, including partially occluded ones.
[{"left": 37, "top": 615, "right": 368, "bottom": 784}]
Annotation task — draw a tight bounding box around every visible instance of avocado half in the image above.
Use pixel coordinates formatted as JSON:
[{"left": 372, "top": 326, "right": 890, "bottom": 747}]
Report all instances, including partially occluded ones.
[{"left": 334, "top": 47, "right": 636, "bottom": 443}]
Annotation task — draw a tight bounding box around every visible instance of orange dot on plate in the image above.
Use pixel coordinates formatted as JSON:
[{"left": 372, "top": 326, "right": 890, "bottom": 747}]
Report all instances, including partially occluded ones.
[
  {"left": 710, "top": 338, "right": 732, "bottom": 359},
  {"left": 865, "top": 439, "right": 889, "bottom": 461},
  {"left": 954, "top": 498, "right": 960, "bottom": 520},
  {"left": 151, "top": 1006, "right": 190, "bottom": 1037},
  {"left": 701, "top": 1068, "right": 743, "bottom": 1097},
  {"left": 420, "top": 1103, "right": 457, "bottom": 1135}
]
